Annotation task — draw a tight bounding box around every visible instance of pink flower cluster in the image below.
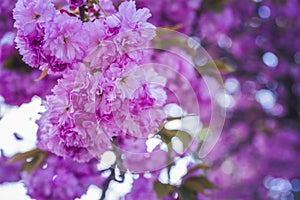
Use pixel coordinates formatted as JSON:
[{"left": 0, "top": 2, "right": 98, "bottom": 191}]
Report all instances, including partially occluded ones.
[
  {"left": 37, "top": 66, "right": 109, "bottom": 162},
  {"left": 96, "top": 65, "right": 166, "bottom": 139},
  {"left": 13, "top": 0, "right": 168, "bottom": 162},
  {"left": 13, "top": 0, "right": 156, "bottom": 74},
  {"left": 14, "top": 0, "right": 57, "bottom": 71},
  {"left": 22, "top": 154, "right": 104, "bottom": 200},
  {"left": 0, "top": 0, "right": 58, "bottom": 106}
]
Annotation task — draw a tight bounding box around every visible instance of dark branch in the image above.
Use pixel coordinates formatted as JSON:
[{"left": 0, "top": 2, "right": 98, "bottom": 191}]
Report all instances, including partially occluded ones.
[
  {"left": 99, "top": 168, "right": 115, "bottom": 200},
  {"left": 79, "top": 6, "right": 85, "bottom": 21}
]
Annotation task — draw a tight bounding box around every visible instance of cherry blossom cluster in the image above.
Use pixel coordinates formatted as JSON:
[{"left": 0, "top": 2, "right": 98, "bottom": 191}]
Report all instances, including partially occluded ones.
[
  {"left": 22, "top": 154, "right": 105, "bottom": 200},
  {"left": 0, "top": 0, "right": 57, "bottom": 106},
  {"left": 13, "top": 0, "right": 169, "bottom": 163},
  {"left": 1, "top": 0, "right": 223, "bottom": 199}
]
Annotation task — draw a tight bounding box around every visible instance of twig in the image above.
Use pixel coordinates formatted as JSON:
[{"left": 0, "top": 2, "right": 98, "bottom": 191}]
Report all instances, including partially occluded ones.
[
  {"left": 99, "top": 168, "right": 115, "bottom": 200},
  {"left": 95, "top": 1, "right": 108, "bottom": 16},
  {"left": 112, "top": 137, "right": 125, "bottom": 183},
  {"left": 79, "top": 6, "right": 85, "bottom": 21}
]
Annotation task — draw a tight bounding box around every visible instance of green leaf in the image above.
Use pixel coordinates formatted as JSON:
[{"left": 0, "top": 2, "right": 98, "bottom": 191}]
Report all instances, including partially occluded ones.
[
  {"left": 153, "top": 181, "right": 175, "bottom": 198},
  {"left": 3, "top": 52, "right": 32, "bottom": 73},
  {"left": 158, "top": 128, "right": 193, "bottom": 151},
  {"left": 20, "top": 151, "right": 48, "bottom": 174},
  {"left": 158, "top": 128, "right": 177, "bottom": 144},
  {"left": 203, "top": 0, "right": 231, "bottom": 13},
  {"left": 177, "top": 188, "right": 197, "bottom": 200},
  {"left": 7, "top": 149, "right": 42, "bottom": 164},
  {"left": 182, "top": 164, "right": 211, "bottom": 179},
  {"left": 194, "top": 59, "right": 232, "bottom": 85},
  {"left": 176, "top": 131, "right": 192, "bottom": 148},
  {"left": 213, "top": 60, "right": 234, "bottom": 73},
  {"left": 153, "top": 29, "right": 191, "bottom": 51},
  {"left": 196, "top": 60, "right": 234, "bottom": 74},
  {"left": 182, "top": 176, "right": 215, "bottom": 194},
  {"left": 196, "top": 127, "right": 210, "bottom": 142},
  {"left": 7, "top": 149, "right": 48, "bottom": 174}
]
